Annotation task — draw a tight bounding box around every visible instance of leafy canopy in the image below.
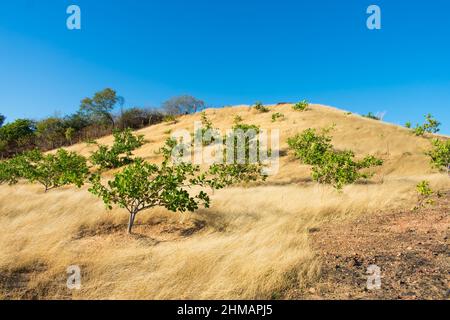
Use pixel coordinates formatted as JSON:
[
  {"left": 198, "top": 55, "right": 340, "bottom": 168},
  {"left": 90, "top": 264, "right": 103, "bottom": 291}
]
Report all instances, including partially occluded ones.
[
  {"left": 426, "top": 139, "right": 450, "bottom": 174},
  {"left": 288, "top": 128, "right": 383, "bottom": 189},
  {"left": 3, "top": 149, "right": 89, "bottom": 192},
  {"left": 90, "top": 128, "right": 145, "bottom": 169}
]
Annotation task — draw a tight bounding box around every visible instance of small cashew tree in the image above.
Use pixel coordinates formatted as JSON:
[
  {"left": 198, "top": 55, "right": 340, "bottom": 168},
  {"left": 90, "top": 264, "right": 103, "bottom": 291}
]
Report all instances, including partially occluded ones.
[
  {"left": 427, "top": 138, "right": 450, "bottom": 175},
  {"left": 3, "top": 149, "right": 89, "bottom": 192},
  {"left": 89, "top": 138, "right": 266, "bottom": 234}
]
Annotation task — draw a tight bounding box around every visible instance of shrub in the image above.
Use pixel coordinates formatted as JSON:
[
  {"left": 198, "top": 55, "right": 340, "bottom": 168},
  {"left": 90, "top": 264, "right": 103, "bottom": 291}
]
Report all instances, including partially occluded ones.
[
  {"left": 405, "top": 122, "right": 412, "bottom": 129},
  {"left": 288, "top": 128, "right": 383, "bottom": 189},
  {"left": 409, "top": 114, "right": 441, "bottom": 136},
  {"left": 271, "top": 113, "right": 285, "bottom": 122},
  {"left": 287, "top": 128, "right": 333, "bottom": 166},
  {"left": 89, "top": 138, "right": 266, "bottom": 234},
  {"left": 90, "top": 129, "right": 145, "bottom": 170},
  {"left": 311, "top": 151, "right": 383, "bottom": 190},
  {"left": 416, "top": 180, "right": 433, "bottom": 197},
  {"left": 254, "top": 102, "right": 269, "bottom": 113},
  {"left": 292, "top": 100, "right": 309, "bottom": 111},
  {"left": 362, "top": 112, "right": 381, "bottom": 120},
  {"left": 426, "top": 139, "right": 450, "bottom": 174},
  {"left": 10, "top": 149, "right": 89, "bottom": 192},
  {"left": 194, "top": 112, "right": 219, "bottom": 146},
  {"left": 0, "top": 157, "right": 24, "bottom": 185}
]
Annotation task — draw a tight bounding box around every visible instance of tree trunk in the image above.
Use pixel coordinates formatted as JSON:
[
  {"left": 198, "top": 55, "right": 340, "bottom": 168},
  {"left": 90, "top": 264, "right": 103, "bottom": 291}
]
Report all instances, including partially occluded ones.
[{"left": 127, "top": 212, "right": 137, "bottom": 234}]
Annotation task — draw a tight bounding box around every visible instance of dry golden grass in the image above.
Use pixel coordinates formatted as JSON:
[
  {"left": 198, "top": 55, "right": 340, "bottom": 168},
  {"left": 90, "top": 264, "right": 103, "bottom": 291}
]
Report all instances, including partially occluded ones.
[{"left": 0, "top": 103, "right": 449, "bottom": 299}]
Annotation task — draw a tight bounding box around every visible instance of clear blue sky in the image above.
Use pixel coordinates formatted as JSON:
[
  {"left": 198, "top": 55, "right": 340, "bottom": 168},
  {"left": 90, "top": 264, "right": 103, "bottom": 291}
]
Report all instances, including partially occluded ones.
[{"left": 1, "top": 0, "right": 449, "bottom": 134}]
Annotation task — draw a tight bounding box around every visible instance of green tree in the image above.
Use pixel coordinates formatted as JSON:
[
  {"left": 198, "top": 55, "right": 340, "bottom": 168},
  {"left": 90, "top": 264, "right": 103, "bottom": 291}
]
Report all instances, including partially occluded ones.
[
  {"left": 292, "top": 100, "right": 309, "bottom": 111},
  {"left": 0, "top": 114, "right": 5, "bottom": 127},
  {"left": 9, "top": 149, "right": 89, "bottom": 192},
  {"left": 254, "top": 102, "right": 269, "bottom": 113},
  {"left": 80, "top": 88, "right": 124, "bottom": 128},
  {"left": 36, "top": 117, "right": 66, "bottom": 149},
  {"left": 90, "top": 128, "right": 145, "bottom": 169},
  {"left": 288, "top": 128, "right": 383, "bottom": 189},
  {"left": 410, "top": 114, "right": 441, "bottom": 136},
  {"left": 89, "top": 138, "right": 266, "bottom": 234},
  {"left": 0, "top": 119, "right": 36, "bottom": 157},
  {"left": 426, "top": 139, "right": 450, "bottom": 174}
]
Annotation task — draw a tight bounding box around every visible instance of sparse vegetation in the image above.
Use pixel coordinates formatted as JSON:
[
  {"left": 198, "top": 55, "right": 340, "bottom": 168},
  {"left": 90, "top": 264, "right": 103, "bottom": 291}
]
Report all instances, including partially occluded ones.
[
  {"left": 89, "top": 138, "right": 266, "bottom": 233},
  {"left": 288, "top": 128, "right": 383, "bottom": 189},
  {"left": 407, "top": 114, "right": 441, "bottom": 136},
  {"left": 271, "top": 112, "right": 285, "bottom": 122},
  {"left": 362, "top": 112, "right": 381, "bottom": 121},
  {"left": 426, "top": 139, "right": 450, "bottom": 174},
  {"left": 253, "top": 102, "right": 269, "bottom": 113},
  {"left": 194, "top": 112, "right": 219, "bottom": 146},
  {"left": 90, "top": 129, "right": 145, "bottom": 170},
  {"left": 292, "top": 100, "right": 309, "bottom": 111}
]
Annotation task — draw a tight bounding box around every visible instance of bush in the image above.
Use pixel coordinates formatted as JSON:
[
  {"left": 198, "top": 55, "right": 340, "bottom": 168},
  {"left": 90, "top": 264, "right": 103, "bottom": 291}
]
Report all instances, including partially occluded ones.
[
  {"left": 89, "top": 138, "right": 266, "bottom": 234},
  {"left": 292, "top": 100, "right": 309, "bottom": 111},
  {"left": 254, "top": 102, "right": 269, "bottom": 113},
  {"left": 416, "top": 180, "right": 433, "bottom": 197},
  {"left": 194, "top": 112, "right": 219, "bottom": 146},
  {"left": 287, "top": 128, "right": 333, "bottom": 166},
  {"left": 5, "top": 149, "right": 89, "bottom": 192},
  {"left": 271, "top": 113, "right": 285, "bottom": 122},
  {"left": 90, "top": 129, "right": 145, "bottom": 170},
  {"left": 288, "top": 128, "right": 383, "bottom": 189},
  {"left": 362, "top": 112, "right": 381, "bottom": 120},
  {"left": 426, "top": 139, "right": 450, "bottom": 174},
  {"left": 408, "top": 114, "right": 441, "bottom": 136}
]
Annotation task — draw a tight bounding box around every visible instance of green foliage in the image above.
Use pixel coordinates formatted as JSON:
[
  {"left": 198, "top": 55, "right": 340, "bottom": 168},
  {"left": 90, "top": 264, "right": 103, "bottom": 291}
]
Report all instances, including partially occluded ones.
[
  {"left": 405, "top": 121, "right": 412, "bottom": 129},
  {"left": 80, "top": 88, "right": 124, "bottom": 127},
  {"left": 409, "top": 114, "right": 441, "bottom": 136},
  {"left": 292, "top": 100, "right": 309, "bottom": 112},
  {"left": 416, "top": 180, "right": 433, "bottom": 197},
  {"left": 194, "top": 112, "right": 219, "bottom": 146},
  {"left": 201, "top": 163, "right": 267, "bottom": 190},
  {"left": 233, "top": 115, "right": 243, "bottom": 125},
  {"left": 362, "top": 112, "right": 381, "bottom": 120},
  {"left": 426, "top": 139, "right": 450, "bottom": 174},
  {"left": 271, "top": 113, "right": 285, "bottom": 122},
  {"left": 311, "top": 151, "right": 383, "bottom": 190},
  {"left": 0, "top": 118, "right": 36, "bottom": 157},
  {"left": 65, "top": 127, "right": 76, "bottom": 143},
  {"left": 163, "top": 115, "right": 178, "bottom": 124},
  {"left": 36, "top": 117, "right": 66, "bottom": 148},
  {"left": 0, "top": 114, "right": 5, "bottom": 127},
  {"left": 254, "top": 102, "right": 269, "bottom": 113},
  {"left": 4, "top": 149, "right": 89, "bottom": 192},
  {"left": 288, "top": 128, "right": 383, "bottom": 190},
  {"left": 287, "top": 128, "right": 333, "bottom": 166},
  {"left": 90, "top": 129, "right": 145, "bottom": 170},
  {"left": 89, "top": 137, "right": 266, "bottom": 233},
  {"left": 0, "top": 157, "right": 24, "bottom": 185}
]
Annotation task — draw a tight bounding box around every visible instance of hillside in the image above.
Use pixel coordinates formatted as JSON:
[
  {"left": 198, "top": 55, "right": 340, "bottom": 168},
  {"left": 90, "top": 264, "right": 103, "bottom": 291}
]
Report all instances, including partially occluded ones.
[{"left": 0, "top": 103, "right": 449, "bottom": 299}]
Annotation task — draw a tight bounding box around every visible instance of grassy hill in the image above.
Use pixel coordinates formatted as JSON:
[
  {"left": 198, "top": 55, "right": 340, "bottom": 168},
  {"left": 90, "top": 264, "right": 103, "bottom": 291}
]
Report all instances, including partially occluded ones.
[{"left": 0, "top": 103, "right": 448, "bottom": 299}]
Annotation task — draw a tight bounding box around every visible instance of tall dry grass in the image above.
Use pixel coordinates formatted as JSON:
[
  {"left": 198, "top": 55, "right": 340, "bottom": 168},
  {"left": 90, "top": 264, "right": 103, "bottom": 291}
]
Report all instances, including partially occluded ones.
[{"left": 0, "top": 104, "right": 449, "bottom": 299}]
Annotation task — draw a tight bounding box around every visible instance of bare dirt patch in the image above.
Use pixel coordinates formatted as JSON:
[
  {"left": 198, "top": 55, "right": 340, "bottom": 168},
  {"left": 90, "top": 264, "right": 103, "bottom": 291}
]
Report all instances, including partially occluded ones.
[{"left": 288, "top": 191, "right": 449, "bottom": 300}]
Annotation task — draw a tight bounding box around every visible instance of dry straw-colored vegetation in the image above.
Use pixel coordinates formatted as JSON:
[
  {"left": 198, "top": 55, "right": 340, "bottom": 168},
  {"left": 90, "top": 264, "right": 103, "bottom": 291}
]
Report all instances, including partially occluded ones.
[{"left": 0, "top": 103, "right": 449, "bottom": 299}]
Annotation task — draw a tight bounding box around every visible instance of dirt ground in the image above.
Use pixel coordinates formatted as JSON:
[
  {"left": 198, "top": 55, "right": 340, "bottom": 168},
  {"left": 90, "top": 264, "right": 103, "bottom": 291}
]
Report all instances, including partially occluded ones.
[{"left": 288, "top": 191, "right": 449, "bottom": 300}]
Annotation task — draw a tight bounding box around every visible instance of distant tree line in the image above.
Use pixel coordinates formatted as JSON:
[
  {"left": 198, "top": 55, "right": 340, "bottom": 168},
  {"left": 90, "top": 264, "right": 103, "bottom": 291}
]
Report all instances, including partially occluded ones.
[{"left": 0, "top": 89, "right": 205, "bottom": 158}]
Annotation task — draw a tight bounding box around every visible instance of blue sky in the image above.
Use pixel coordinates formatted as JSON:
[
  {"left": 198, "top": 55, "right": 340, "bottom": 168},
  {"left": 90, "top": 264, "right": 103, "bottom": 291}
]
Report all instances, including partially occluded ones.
[{"left": 0, "top": 0, "right": 449, "bottom": 134}]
